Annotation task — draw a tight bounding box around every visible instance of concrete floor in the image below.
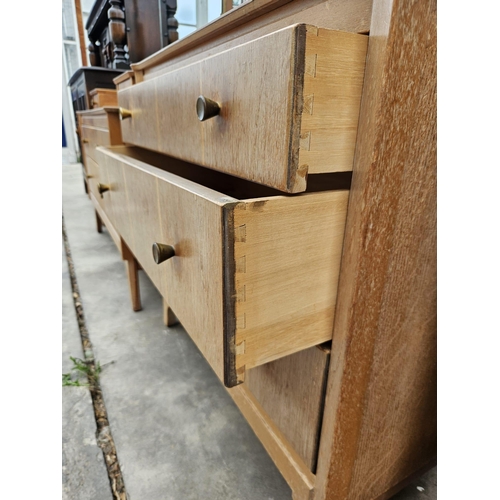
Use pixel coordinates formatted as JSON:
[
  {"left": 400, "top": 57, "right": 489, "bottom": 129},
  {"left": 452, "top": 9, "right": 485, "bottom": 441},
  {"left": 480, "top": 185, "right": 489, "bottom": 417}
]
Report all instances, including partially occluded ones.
[{"left": 62, "top": 162, "right": 436, "bottom": 499}]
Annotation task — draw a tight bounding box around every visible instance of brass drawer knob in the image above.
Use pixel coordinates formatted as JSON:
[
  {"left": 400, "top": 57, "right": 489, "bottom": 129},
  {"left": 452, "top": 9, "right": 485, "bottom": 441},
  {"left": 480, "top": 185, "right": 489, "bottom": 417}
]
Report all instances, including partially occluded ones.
[
  {"left": 82, "top": 138, "right": 89, "bottom": 143},
  {"left": 152, "top": 243, "right": 175, "bottom": 264},
  {"left": 119, "top": 107, "right": 132, "bottom": 119},
  {"left": 196, "top": 96, "right": 220, "bottom": 121},
  {"left": 97, "top": 183, "right": 110, "bottom": 197}
]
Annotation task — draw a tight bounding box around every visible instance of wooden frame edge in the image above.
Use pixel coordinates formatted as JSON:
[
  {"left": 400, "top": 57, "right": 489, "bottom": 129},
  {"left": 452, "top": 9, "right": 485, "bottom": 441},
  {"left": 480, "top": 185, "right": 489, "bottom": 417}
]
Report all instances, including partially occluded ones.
[{"left": 228, "top": 383, "right": 315, "bottom": 500}]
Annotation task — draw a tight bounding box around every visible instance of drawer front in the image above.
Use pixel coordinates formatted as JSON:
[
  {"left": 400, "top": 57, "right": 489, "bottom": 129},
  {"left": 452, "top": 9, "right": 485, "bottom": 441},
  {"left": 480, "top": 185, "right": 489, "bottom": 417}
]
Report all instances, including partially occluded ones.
[
  {"left": 81, "top": 126, "right": 111, "bottom": 163},
  {"left": 117, "top": 24, "right": 367, "bottom": 193},
  {"left": 99, "top": 152, "right": 134, "bottom": 250},
  {"left": 85, "top": 156, "right": 106, "bottom": 211},
  {"left": 81, "top": 114, "right": 109, "bottom": 130},
  {"left": 119, "top": 79, "right": 159, "bottom": 152},
  {"left": 246, "top": 345, "right": 330, "bottom": 472},
  {"left": 95, "top": 146, "right": 348, "bottom": 387},
  {"left": 87, "top": 127, "right": 111, "bottom": 149},
  {"left": 119, "top": 162, "right": 167, "bottom": 294}
]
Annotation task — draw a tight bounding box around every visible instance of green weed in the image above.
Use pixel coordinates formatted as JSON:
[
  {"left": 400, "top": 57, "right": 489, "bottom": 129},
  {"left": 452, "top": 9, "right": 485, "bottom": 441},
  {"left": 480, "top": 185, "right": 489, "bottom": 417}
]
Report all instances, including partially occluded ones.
[{"left": 62, "top": 356, "right": 101, "bottom": 387}]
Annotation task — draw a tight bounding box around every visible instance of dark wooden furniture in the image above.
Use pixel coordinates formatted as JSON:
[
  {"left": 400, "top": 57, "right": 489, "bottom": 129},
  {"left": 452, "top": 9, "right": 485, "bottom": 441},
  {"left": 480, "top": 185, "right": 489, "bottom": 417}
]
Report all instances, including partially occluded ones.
[
  {"left": 68, "top": 67, "right": 123, "bottom": 119},
  {"left": 86, "top": 0, "right": 178, "bottom": 69}
]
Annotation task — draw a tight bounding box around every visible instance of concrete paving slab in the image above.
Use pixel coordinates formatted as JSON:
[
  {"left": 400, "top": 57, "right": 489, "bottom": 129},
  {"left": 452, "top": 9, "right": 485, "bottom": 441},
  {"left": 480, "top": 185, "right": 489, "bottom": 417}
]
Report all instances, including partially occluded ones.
[
  {"left": 391, "top": 467, "right": 437, "bottom": 500},
  {"left": 62, "top": 237, "right": 112, "bottom": 500}
]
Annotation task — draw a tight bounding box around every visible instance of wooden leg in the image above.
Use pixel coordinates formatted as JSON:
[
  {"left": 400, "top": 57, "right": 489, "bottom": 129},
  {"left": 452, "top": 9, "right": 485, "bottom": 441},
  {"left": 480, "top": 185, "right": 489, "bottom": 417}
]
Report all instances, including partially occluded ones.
[
  {"left": 163, "top": 299, "right": 178, "bottom": 326},
  {"left": 125, "top": 256, "right": 142, "bottom": 312},
  {"left": 95, "top": 210, "right": 103, "bottom": 233}
]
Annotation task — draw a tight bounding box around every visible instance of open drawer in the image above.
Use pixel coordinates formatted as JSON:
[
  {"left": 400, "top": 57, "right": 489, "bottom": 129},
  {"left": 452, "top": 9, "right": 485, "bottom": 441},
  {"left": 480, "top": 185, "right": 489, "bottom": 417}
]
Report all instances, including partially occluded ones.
[
  {"left": 95, "top": 145, "right": 349, "bottom": 387},
  {"left": 117, "top": 24, "right": 367, "bottom": 193}
]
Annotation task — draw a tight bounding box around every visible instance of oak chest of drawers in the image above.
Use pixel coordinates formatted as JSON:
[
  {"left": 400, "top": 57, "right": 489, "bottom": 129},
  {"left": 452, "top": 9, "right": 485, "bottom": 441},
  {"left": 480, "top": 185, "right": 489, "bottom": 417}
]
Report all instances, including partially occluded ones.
[
  {"left": 77, "top": 107, "right": 143, "bottom": 312},
  {"left": 83, "top": 0, "right": 437, "bottom": 498}
]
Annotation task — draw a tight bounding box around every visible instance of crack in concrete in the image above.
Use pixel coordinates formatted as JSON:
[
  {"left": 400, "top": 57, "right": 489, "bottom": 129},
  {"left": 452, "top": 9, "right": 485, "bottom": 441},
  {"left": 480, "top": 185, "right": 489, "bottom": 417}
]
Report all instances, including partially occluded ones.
[{"left": 63, "top": 215, "right": 128, "bottom": 500}]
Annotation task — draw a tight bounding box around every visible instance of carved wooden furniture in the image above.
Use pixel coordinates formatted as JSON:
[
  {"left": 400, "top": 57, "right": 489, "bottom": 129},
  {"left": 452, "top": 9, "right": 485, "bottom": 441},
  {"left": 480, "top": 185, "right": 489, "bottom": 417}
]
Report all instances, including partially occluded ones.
[
  {"left": 85, "top": 0, "right": 437, "bottom": 498},
  {"left": 68, "top": 67, "right": 123, "bottom": 118},
  {"left": 86, "top": 0, "right": 178, "bottom": 69}
]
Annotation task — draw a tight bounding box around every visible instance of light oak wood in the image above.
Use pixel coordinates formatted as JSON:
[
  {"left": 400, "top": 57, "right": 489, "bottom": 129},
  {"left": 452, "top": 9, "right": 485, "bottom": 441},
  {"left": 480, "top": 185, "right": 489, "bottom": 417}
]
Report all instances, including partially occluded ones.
[
  {"left": 90, "top": 192, "right": 122, "bottom": 255},
  {"left": 90, "top": 192, "right": 144, "bottom": 314},
  {"left": 78, "top": 108, "right": 123, "bottom": 145},
  {"left": 97, "top": 147, "right": 135, "bottom": 253},
  {"left": 227, "top": 190, "right": 348, "bottom": 385},
  {"left": 85, "top": 156, "right": 106, "bottom": 212},
  {"left": 299, "top": 28, "right": 368, "bottom": 175},
  {"left": 163, "top": 300, "right": 178, "bottom": 327},
  {"left": 313, "top": 1, "right": 437, "bottom": 499},
  {"left": 228, "top": 383, "right": 315, "bottom": 500},
  {"left": 79, "top": 109, "right": 123, "bottom": 179},
  {"left": 155, "top": 63, "right": 203, "bottom": 164},
  {"left": 121, "top": 156, "right": 167, "bottom": 297},
  {"left": 95, "top": 145, "right": 348, "bottom": 386},
  {"left": 122, "top": 242, "right": 142, "bottom": 312},
  {"left": 89, "top": 88, "right": 118, "bottom": 108},
  {"left": 246, "top": 344, "right": 330, "bottom": 472},
  {"left": 80, "top": 110, "right": 147, "bottom": 316},
  {"left": 117, "top": 79, "right": 159, "bottom": 153},
  {"left": 117, "top": 24, "right": 367, "bottom": 192},
  {"left": 113, "top": 70, "right": 135, "bottom": 87}
]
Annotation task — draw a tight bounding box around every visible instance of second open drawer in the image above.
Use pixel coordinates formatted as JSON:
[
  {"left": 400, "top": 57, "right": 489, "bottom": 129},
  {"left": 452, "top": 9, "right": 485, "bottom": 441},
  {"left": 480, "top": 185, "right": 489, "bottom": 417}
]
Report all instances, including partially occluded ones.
[{"left": 95, "top": 145, "right": 348, "bottom": 387}]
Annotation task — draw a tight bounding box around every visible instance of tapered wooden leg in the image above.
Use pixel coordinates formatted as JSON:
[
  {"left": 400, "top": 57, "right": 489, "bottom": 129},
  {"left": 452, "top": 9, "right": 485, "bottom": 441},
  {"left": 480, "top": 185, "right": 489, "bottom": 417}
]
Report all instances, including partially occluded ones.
[
  {"left": 125, "top": 256, "right": 142, "bottom": 312},
  {"left": 95, "top": 210, "right": 103, "bottom": 233},
  {"left": 163, "top": 299, "right": 178, "bottom": 326}
]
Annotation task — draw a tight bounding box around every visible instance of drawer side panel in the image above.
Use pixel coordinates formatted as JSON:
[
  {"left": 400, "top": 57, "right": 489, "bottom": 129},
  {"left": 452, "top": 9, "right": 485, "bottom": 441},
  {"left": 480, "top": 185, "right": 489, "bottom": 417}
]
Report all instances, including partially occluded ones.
[
  {"left": 299, "top": 28, "right": 368, "bottom": 173},
  {"left": 231, "top": 191, "right": 349, "bottom": 376},
  {"left": 246, "top": 345, "right": 330, "bottom": 472}
]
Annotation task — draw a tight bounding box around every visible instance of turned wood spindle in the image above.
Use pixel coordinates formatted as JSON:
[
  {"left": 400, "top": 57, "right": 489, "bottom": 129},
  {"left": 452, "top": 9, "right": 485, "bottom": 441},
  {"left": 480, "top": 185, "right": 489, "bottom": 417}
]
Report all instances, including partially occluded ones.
[
  {"left": 163, "top": 0, "right": 179, "bottom": 45},
  {"left": 108, "top": 0, "right": 129, "bottom": 69}
]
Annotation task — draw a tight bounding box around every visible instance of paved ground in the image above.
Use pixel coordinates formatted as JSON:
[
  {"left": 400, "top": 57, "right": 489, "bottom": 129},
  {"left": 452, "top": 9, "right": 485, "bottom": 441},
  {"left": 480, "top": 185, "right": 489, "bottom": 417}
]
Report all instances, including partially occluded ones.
[{"left": 62, "top": 161, "right": 436, "bottom": 499}]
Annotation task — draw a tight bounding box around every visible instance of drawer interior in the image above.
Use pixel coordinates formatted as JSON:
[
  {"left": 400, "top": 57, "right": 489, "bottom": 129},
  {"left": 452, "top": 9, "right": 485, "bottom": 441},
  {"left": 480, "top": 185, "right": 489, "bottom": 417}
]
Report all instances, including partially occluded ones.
[
  {"left": 246, "top": 343, "right": 331, "bottom": 473},
  {"left": 95, "top": 145, "right": 349, "bottom": 387},
  {"left": 106, "top": 145, "right": 351, "bottom": 198}
]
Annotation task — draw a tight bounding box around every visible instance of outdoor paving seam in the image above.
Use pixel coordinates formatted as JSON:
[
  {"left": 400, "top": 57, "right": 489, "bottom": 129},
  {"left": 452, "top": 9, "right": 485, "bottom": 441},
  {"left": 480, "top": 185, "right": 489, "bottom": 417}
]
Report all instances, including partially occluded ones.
[{"left": 63, "top": 215, "right": 128, "bottom": 500}]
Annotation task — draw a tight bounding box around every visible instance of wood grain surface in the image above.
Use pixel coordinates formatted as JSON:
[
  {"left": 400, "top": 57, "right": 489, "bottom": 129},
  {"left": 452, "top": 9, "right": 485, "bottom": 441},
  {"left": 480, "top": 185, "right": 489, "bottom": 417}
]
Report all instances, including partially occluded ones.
[
  {"left": 157, "top": 172, "right": 228, "bottom": 381},
  {"left": 89, "top": 88, "right": 118, "bottom": 108},
  {"left": 299, "top": 28, "right": 368, "bottom": 175},
  {"left": 246, "top": 345, "right": 330, "bottom": 472},
  {"left": 228, "top": 190, "right": 349, "bottom": 384},
  {"left": 94, "top": 146, "right": 349, "bottom": 387},
  {"left": 89, "top": 192, "right": 122, "bottom": 256},
  {"left": 313, "top": 0, "right": 437, "bottom": 498},
  {"left": 228, "top": 383, "right": 315, "bottom": 500},
  {"left": 118, "top": 25, "right": 366, "bottom": 192}
]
